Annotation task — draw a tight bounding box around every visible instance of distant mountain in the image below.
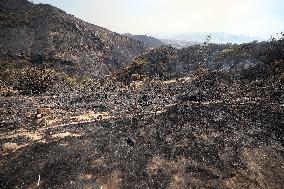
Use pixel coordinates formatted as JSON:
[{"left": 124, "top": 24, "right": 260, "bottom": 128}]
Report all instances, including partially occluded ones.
[
  {"left": 0, "top": 0, "right": 147, "bottom": 77},
  {"left": 155, "top": 32, "right": 264, "bottom": 45},
  {"left": 161, "top": 39, "right": 200, "bottom": 49},
  {"left": 124, "top": 33, "right": 164, "bottom": 48}
]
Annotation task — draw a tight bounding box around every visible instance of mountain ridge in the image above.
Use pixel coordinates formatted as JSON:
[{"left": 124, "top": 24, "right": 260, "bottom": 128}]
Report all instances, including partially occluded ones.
[
  {"left": 0, "top": 0, "right": 147, "bottom": 77},
  {"left": 154, "top": 32, "right": 264, "bottom": 45},
  {"left": 124, "top": 33, "right": 164, "bottom": 49}
]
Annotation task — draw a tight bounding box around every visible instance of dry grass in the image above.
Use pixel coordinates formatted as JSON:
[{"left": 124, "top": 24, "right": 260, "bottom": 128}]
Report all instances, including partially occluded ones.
[
  {"left": 51, "top": 132, "right": 81, "bottom": 139},
  {"left": 99, "top": 171, "right": 122, "bottom": 189},
  {"left": 2, "top": 142, "right": 27, "bottom": 154},
  {"left": 225, "top": 147, "right": 284, "bottom": 189}
]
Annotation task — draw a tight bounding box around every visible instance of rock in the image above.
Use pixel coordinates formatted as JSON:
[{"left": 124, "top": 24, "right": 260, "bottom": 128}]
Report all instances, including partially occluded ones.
[
  {"left": 126, "top": 137, "right": 136, "bottom": 146},
  {"left": 36, "top": 114, "right": 42, "bottom": 119},
  {"left": 2, "top": 143, "right": 19, "bottom": 153},
  {"left": 177, "top": 94, "right": 200, "bottom": 102}
]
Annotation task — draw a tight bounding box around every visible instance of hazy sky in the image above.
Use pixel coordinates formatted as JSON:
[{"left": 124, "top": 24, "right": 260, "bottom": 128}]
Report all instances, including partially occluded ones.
[{"left": 32, "top": 0, "right": 284, "bottom": 38}]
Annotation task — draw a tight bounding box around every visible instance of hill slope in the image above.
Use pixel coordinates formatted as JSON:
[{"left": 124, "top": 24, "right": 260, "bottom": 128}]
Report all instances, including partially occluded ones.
[
  {"left": 0, "top": 58, "right": 283, "bottom": 188},
  {"left": 115, "top": 37, "right": 284, "bottom": 82},
  {"left": 124, "top": 33, "right": 164, "bottom": 49},
  {"left": 0, "top": 0, "right": 147, "bottom": 77}
]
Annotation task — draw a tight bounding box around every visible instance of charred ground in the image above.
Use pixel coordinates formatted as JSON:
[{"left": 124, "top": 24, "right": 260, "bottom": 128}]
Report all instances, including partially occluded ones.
[
  {"left": 0, "top": 1, "right": 284, "bottom": 188},
  {"left": 0, "top": 40, "right": 283, "bottom": 188}
]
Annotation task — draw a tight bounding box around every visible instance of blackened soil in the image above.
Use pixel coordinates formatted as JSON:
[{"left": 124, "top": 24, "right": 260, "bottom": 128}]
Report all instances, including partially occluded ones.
[
  {"left": 0, "top": 100, "right": 283, "bottom": 189},
  {"left": 0, "top": 69, "right": 284, "bottom": 188}
]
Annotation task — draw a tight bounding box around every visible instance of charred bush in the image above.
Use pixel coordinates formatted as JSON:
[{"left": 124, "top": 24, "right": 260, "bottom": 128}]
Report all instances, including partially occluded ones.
[{"left": 15, "top": 67, "right": 58, "bottom": 95}]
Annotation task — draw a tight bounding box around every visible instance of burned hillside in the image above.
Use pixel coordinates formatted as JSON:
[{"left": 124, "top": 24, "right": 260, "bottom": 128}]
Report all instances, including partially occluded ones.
[
  {"left": 0, "top": 0, "right": 147, "bottom": 77},
  {"left": 1, "top": 39, "right": 284, "bottom": 188},
  {"left": 0, "top": 1, "right": 284, "bottom": 189},
  {"left": 115, "top": 36, "right": 284, "bottom": 83}
]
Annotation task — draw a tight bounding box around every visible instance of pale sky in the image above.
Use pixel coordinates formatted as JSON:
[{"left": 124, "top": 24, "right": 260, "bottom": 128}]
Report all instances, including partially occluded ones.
[{"left": 32, "top": 0, "right": 284, "bottom": 38}]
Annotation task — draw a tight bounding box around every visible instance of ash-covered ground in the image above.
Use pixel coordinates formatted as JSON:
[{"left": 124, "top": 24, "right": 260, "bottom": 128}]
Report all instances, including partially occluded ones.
[
  {"left": 1, "top": 1, "right": 283, "bottom": 188},
  {"left": 0, "top": 63, "right": 283, "bottom": 188}
]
